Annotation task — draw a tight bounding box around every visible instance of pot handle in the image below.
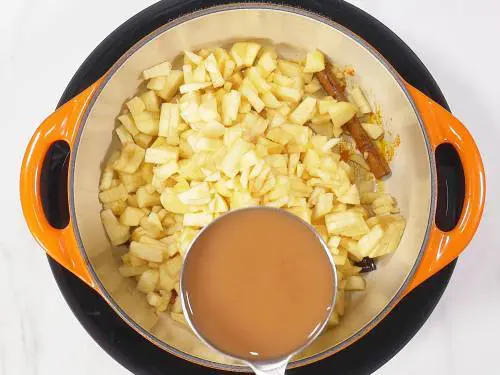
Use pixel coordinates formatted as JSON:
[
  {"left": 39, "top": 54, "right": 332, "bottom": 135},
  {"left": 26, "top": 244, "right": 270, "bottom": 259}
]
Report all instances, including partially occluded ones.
[
  {"left": 20, "top": 82, "right": 101, "bottom": 289},
  {"left": 404, "top": 84, "right": 485, "bottom": 294}
]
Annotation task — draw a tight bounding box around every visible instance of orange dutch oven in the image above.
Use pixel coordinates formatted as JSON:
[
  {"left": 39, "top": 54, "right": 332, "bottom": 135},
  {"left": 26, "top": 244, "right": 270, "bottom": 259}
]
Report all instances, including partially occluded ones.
[{"left": 19, "top": 4, "right": 485, "bottom": 372}]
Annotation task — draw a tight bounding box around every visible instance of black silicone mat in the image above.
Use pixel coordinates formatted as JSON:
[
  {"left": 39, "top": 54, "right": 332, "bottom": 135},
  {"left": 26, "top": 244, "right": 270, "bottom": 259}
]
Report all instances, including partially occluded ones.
[{"left": 42, "top": 1, "right": 464, "bottom": 374}]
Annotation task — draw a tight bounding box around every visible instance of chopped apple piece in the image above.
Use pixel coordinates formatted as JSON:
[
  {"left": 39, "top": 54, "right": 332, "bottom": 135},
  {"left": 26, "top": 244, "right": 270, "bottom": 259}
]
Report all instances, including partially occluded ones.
[
  {"left": 361, "top": 122, "right": 384, "bottom": 140},
  {"left": 140, "top": 91, "right": 161, "bottom": 112},
  {"left": 158, "top": 103, "right": 180, "bottom": 144},
  {"left": 325, "top": 211, "right": 369, "bottom": 237},
  {"left": 313, "top": 193, "right": 334, "bottom": 219},
  {"left": 338, "top": 184, "right": 360, "bottom": 205},
  {"left": 358, "top": 224, "right": 385, "bottom": 256},
  {"left": 143, "top": 61, "right": 172, "bottom": 79},
  {"left": 117, "top": 113, "right": 140, "bottom": 136},
  {"left": 304, "top": 49, "right": 325, "bottom": 73},
  {"left": 101, "top": 209, "right": 130, "bottom": 246},
  {"left": 205, "top": 53, "right": 225, "bottom": 88},
  {"left": 278, "top": 60, "right": 302, "bottom": 77},
  {"left": 179, "top": 82, "right": 211, "bottom": 94},
  {"left": 222, "top": 90, "right": 241, "bottom": 125},
  {"left": 136, "top": 186, "right": 161, "bottom": 208},
  {"left": 289, "top": 97, "right": 317, "bottom": 125},
  {"left": 147, "top": 76, "right": 167, "bottom": 91},
  {"left": 133, "top": 111, "right": 159, "bottom": 136},
  {"left": 349, "top": 85, "right": 372, "bottom": 114},
  {"left": 184, "top": 50, "right": 203, "bottom": 65},
  {"left": 272, "top": 84, "right": 302, "bottom": 103},
  {"left": 115, "top": 125, "right": 133, "bottom": 144},
  {"left": 239, "top": 79, "right": 265, "bottom": 113},
  {"left": 126, "top": 96, "right": 146, "bottom": 116},
  {"left": 183, "top": 212, "right": 213, "bottom": 227},
  {"left": 344, "top": 275, "right": 366, "bottom": 291},
  {"left": 157, "top": 70, "right": 184, "bottom": 101},
  {"left": 258, "top": 51, "right": 277, "bottom": 76},
  {"left": 145, "top": 144, "right": 178, "bottom": 164},
  {"left": 119, "top": 206, "right": 146, "bottom": 226},
  {"left": 328, "top": 101, "right": 358, "bottom": 128},
  {"left": 113, "top": 143, "right": 145, "bottom": 174}
]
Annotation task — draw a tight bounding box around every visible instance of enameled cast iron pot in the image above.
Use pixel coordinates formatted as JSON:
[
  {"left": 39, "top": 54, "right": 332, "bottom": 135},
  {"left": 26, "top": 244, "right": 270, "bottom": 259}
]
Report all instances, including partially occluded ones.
[{"left": 20, "top": 3, "right": 485, "bottom": 372}]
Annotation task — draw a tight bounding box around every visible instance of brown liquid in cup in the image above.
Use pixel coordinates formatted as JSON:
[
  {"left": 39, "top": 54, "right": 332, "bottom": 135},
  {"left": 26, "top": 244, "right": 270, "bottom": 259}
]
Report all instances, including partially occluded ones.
[{"left": 182, "top": 209, "right": 334, "bottom": 361}]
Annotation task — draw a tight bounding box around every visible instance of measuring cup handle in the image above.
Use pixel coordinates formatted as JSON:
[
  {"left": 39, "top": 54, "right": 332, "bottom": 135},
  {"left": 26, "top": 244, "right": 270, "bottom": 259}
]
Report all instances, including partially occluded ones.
[{"left": 250, "top": 360, "right": 288, "bottom": 375}]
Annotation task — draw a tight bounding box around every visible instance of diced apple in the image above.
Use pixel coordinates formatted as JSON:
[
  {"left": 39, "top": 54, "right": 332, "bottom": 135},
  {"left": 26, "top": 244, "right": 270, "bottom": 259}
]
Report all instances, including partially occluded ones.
[
  {"left": 120, "top": 206, "right": 147, "bottom": 226},
  {"left": 239, "top": 79, "right": 265, "bottom": 113},
  {"left": 154, "top": 161, "right": 178, "bottom": 181},
  {"left": 136, "top": 186, "right": 161, "bottom": 208},
  {"left": 318, "top": 96, "right": 338, "bottom": 114},
  {"left": 358, "top": 224, "right": 385, "bottom": 256},
  {"left": 244, "top": 42, "right": 261, "bottom": 66},
  {"left": 179, "top": 82, "right": 211, "bottom": 94},
  {"left": 145, "top": 144, "right": 178, "bottom": 164},
  {"left": 313, "top": 193, "right": 334, "bottom": 219},
  {"left": 133, "top": 133, "right": 154, "bottom": 149},
  {"left": 113, "top": 143, "right": 145, "bottom": 174},
  {"left": 305, "top": 78, "right": 322, "bottom": 94},
  {"left": 147, "top": 76, "right": 167, "bottom": 91},
  {"left": 325, "top": 211, "right": 369, "bottom": 237},
  {"left": 130, "top": 241, "right": 163, "bottom": 263},
  {"left": 272, "top": 84, "right": 302, "bottom": 103},
  {"left": 349, "top": 85, "right": 372, "bottom": 114},
  {"left": 281, "top": 124, "right": 310, "bottom": 146},
  {"left": 143, "top": 61, "right": 172, "bottom": 79},
  {"left": 158, "top": 103, "right": 180, "bottom": 145},
  {"left": 177, "top": 182, "right": 211, "bottom": 205},
  {"left": 160, "top": 189, "right": 189, "bottom": 214},
  {"left": 289, "top": 97, "right": 317, "bottom": 125},
  {"left": 119, "top": 171, "right": 145, "bottom": 193},
  {"left": 183, "top": 212, "right": 213, "bottom": 227},
  {"left": 328, "top": 101, "right": 358, "bottom": 128},
  {"left": 157, "top": 70, "right": 184, "bottom": 101},
  {"left": 223, "top": 59, "right": 236, "bottom": 80},
  {"left": 118, "top": 264, "right": 149, "bottom": 278},
  {"left": 117, "top": 113, "right": 139, "bottom": 136},
  {"left": 101, "top": 209, "right": 130, "bottom": 246},
  {"left": 303, "top": 49, "right": 326, "bottom": 73},
  {"left": 133, "top": 111, "right": 159, "bottom": 136},
  {"left": 140, "top": 91, "right": 161, "bottom": 112},
  {"left": 205, "top": 53, "right": 225, "bottom": 88},
  {"left": 361, "top": 122, "right": 384, "bottom": 140},
  {"left": 246, "top": 67, "right": 271, "bottom": 94},
  {"left": 258, "top": 51, "right": 277, "bottom": 75},
  {"left": 278, "top": 60, "right": 302, "bottom": 77},
  {"left": 137, "top": 269, "right": 159, "bottom": 293},
  {"left": 338, "top": 184, "right": 360, "bottom": 205},
  {"left": 115, "top": 125, "right": 133, "bottom": 144},
  {"left": 222, "top": 90, "right": 241, "bottom": 125},
  {"left": 184, "top": 50, "right": 203, "bottom": 65},
  {"left": 344, "top": 275, "right": 366, "bottom": 291},
  {"left": 166, "top": 255, "right": 183, "bottom": 279},
  {"left": 126, "top": 96, "right": 146, "bottom": 116}
]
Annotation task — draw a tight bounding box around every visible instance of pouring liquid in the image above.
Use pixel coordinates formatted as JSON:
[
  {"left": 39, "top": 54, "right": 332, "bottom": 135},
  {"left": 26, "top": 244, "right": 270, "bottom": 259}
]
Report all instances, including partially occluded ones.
[{"left": 183, "top": 209, "right": 334, "bottom": 361}]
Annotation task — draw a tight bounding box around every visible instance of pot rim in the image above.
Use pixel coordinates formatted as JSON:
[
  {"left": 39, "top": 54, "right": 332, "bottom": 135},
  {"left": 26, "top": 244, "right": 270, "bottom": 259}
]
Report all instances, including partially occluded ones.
[{"left": 68, "top": 3, "right": 436, "bottom": 372}]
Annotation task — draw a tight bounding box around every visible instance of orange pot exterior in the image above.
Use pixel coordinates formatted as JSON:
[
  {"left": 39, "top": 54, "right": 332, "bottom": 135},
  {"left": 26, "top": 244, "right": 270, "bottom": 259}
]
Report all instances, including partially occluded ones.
[
  {"left": 403, "top": 83, "right": 486, "bottom": 293},
  {"left": 20, "top": 81, "right": 101, "bottom": 290},
  {"left": 19, "top": 78, "right": 485, "bottom": 368}
]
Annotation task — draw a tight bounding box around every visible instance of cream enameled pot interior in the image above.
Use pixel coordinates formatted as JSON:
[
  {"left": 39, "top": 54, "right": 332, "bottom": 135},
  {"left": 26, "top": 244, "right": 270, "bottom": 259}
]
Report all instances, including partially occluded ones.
[{"left": 70, "top": 5, "right": 433, "bottom": 370}]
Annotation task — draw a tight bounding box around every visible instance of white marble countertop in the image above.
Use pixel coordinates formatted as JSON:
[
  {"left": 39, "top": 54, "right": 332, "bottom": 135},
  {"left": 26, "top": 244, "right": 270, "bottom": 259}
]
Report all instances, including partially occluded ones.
[{"left": 2, "top": 0, "right": 499, "bottom": 374}]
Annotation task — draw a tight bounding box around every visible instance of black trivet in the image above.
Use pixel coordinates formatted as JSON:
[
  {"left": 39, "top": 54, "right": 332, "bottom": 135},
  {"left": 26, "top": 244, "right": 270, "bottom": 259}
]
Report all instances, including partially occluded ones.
[{"left": 41, "top": 1, "right": 463, "bottom": 374}]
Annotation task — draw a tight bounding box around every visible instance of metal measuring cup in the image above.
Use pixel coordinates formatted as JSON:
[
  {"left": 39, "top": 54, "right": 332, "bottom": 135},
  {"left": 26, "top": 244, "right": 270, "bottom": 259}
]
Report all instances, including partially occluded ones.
[{"left": 179, "top": 207, "right": 338, "bottom": 375}]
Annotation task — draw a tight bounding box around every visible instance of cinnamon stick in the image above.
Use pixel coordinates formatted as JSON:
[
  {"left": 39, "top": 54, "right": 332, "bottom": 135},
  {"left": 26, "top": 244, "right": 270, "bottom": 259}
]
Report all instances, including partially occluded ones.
[{"left": 316, "top": 67, "right": 391, "bottom": 179}]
